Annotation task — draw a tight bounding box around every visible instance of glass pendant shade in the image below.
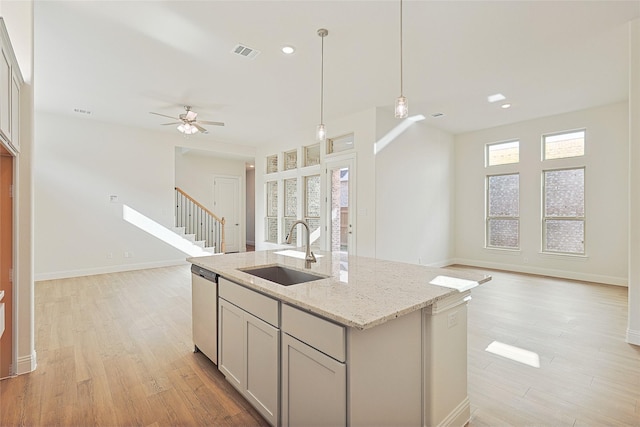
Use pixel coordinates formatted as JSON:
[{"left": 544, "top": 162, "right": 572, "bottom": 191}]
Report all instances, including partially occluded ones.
[
  {"left": 395, "top": 95, "right": 408, "bottom": 118},
  {"left": 316, "top": 123, "right": 326, "bottom": 141}
]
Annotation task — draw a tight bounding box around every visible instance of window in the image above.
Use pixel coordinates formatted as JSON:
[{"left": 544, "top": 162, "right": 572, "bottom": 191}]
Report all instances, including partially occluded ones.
[
  {"left": 543, "top": 130, "right": 585, "bottom": 160},
  {"left": 543, "top": 168, "right": 585, "bottom": 254},
  {"left": 266, "top": 154, "right": 278, "bottom": 173},
  {"left": 486, "top": 140, "right": 519, "bottom": 166},
  {"left": 327, "top": 133, "right": 354, "bottom": 154},
  {"left": 283, "top": 178, "right": 297, "bottom": 241},
  {"left": 284, "top": 149, "right": 297, "bottom": 171},
  {"left": 304, "top": 144, "right": 321, "bottom": 167},
  {"left": 304, "top": 175, "right": 321, "bottom": 249},
  {"left": 265, "top": 181, "right": 278, "bottom": 242},
  {"left": 486, "top": 173, "right": 519, "bottom": 249}
]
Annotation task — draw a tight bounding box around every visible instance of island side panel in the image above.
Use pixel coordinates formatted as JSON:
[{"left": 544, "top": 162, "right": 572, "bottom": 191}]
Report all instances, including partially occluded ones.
[
  {"left": 347, "top": 309, "right": 423, "bottom": 427},
  {"left": 423, "top": 291, "right": 471, "bottom": 427}
]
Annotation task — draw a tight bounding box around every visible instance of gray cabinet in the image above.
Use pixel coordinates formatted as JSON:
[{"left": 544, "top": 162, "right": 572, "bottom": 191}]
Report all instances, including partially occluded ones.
[
  {"left": 281, "top": 304, "right": 346, "bottom": 427},
  {"left": 218, "top": 278, "right": 279, "bottom": 427}
]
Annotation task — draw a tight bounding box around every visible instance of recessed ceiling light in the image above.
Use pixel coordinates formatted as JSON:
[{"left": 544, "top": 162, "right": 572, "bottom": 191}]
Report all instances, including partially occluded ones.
[
  {"left": 488, "top": 93, "right": 506, "bottom": 103},
  {"left": 501, "top": 103, "right": 512, "bottom": 109},
  {"left": 281, "top": 45, "right": 295, "bottom": 54}
]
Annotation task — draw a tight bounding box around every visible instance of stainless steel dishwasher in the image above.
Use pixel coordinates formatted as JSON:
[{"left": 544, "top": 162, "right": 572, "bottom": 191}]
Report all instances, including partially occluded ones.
[{"left": 191, "top": 264, "right": 218, "bottom": 364}]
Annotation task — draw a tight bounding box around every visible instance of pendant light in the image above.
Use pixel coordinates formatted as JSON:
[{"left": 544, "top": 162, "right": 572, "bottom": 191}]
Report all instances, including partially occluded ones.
[
  {"left": 316, "top": 28, "right": 328, "bottom": 141},
  {"left": 395, "top": 0, "right": 408, "bottom": 118}
]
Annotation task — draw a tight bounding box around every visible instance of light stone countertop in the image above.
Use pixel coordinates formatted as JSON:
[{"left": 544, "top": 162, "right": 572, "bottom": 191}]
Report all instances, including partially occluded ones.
[{"left": 188, "top": 250, "right": 491, "bottom": 330}]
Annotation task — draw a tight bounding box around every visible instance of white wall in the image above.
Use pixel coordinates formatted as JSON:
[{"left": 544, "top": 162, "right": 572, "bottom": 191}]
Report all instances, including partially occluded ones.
[
  {"left": 375, "top": 113, "right": 456, "bottom": 266},
  {"left": 35, "top": 112, "right": 190, "bottom": 279},
  {"left": 174, "top": 148, "right": 248, "bottom": 251},
  {"left": 627, "top": 18, "right": 640, "bottom": 345},
  {"left": 455, "top": 102, "right": 629, "bottom": 285}
]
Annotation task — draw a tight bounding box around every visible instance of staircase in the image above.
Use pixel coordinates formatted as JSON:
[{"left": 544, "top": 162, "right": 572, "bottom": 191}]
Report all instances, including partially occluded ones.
[{"left": 175, "top": 187, "right": 226, "bottom": 254}]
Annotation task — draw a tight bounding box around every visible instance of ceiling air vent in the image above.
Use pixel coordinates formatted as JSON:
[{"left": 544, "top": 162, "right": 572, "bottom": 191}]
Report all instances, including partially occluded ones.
[{"left": 232, "top": 44, "right": 260, "bottom": 59}]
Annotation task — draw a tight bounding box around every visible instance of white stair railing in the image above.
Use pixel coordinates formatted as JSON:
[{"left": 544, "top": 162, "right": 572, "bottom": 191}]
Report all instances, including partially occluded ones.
[{"left": 175, "top": 187, "right": 225, "bottom": 253}]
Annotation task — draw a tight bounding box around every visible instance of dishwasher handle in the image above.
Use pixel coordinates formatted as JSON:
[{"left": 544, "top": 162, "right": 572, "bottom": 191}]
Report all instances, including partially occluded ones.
[{"left": 191, "top": 264, "right": 218, "bottom": 282}]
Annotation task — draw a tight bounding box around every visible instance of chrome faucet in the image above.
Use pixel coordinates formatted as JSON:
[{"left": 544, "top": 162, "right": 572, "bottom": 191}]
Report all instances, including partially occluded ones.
[{"left": 286, "top": 220, "right": 317, "bottom": 268}]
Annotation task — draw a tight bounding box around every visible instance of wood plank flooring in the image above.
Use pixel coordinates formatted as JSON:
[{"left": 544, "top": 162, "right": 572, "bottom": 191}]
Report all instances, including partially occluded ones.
[{"left": 0, "top": 264, "right": 638, "bottom": 426}]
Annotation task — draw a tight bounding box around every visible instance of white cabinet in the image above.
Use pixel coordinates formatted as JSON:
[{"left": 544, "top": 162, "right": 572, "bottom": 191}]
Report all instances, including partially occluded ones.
[
  {"left": 0, "top": 18, "right": 23, "bottom": 154},
  {"left": 10, "top": 72, "right": 19, "bottom": 151},
  {"left": 0, "top": 45, "right": 10, "bottom": 142},
  {"left": 281, "top": 304, "right": 346, "bottom": 427},
  {"left": 218, "top": 278, "right": 279, "bottom": 427}
]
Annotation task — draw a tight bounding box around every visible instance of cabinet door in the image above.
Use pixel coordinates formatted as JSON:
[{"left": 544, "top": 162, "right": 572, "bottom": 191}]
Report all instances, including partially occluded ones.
[
  {"left": 218, "top": 298, "right": 244, "bottom": 391},
  {"left": 245, "top": 312, "right": 279, "bottom": 427},
  {"left": 10, "top": 73, "right": 18, "bottom": 152},
  {"left": 281, "top": 333, "right": 346, "bottom": 427},
  {"left": 0, "top": 47, "right": 10, "bottom": 141}
]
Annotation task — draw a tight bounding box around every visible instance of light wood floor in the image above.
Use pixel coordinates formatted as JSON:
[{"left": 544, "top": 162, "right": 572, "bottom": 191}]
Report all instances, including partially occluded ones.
[{"left": 0, "top": 264, "right": 638, "bottom": 426}]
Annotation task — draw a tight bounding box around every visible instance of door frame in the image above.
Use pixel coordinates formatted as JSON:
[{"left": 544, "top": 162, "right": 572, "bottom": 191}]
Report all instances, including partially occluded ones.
[
  {"left": 325, "top": 154, "right": 356, "bottom": 256},
  {"left": 213, "top": 174, "right": 244, "bottom": 253}
]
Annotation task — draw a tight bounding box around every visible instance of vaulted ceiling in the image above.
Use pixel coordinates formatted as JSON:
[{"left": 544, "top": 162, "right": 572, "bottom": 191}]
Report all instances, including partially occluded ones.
[{"left": 34, "top": 1, "right": 640, "bottom": 147}]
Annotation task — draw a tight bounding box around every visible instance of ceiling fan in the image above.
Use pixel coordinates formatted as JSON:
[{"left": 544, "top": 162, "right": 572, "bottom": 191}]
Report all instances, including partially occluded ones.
[{"left": 150, "top": 106, "right": 224, "bottom": 135}]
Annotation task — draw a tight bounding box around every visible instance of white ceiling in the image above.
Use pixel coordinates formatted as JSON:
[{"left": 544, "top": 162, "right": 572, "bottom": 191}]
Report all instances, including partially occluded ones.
[{"left": 34, "top": 1, "right": 640, "bottom": 147}]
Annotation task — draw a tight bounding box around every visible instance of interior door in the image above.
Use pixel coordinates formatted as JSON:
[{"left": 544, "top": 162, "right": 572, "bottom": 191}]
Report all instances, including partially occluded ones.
[
  {"left": 214, "top": 176, "right": 241, "bottom": 253},
  {"left": 326, "top": 158, "right": 355, "bottom": 256}
]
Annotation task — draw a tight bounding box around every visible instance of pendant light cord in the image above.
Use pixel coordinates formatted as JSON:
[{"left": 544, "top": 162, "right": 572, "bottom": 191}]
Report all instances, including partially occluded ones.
[
  {"left": 400, "top": 0, "right": 404, "bottom": 96},
  {"left": 321, "top": 32, "right": 324, "bottom": 124}
]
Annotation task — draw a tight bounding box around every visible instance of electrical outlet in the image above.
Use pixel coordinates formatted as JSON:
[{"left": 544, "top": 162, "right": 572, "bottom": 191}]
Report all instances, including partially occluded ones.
[
  {"left": 447, "top": 311, "right": 458, "bottom": 328},
  {"left": 107, "top": 252, "right": 113, "bottom": 259},
  {"left": 124, "top": 251, "right": 130, "bottom": 258}
]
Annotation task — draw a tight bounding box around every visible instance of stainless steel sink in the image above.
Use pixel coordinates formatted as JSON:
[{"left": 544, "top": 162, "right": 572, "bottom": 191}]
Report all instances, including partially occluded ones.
[{"left": 239, "top": 265, "right": 326, "bottom": 286}]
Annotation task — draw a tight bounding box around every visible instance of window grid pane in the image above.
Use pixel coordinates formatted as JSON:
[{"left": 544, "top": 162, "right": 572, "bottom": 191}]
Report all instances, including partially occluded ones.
[
  {"left": 544, "top": 130, "right": 585, "bottom": 160},
  {"left": 487, "top": 141, "right": 519, "bottom": 166},
  {"left": 544, "top": 219, "right": 584, "bottom": 253},
  {"left": 544, "top": 169, "right": 584, "bottom": 217},
  {"left": 488, "top": 219, "right": 519, "bottom": 249},
  {"left": 304, "top": 175, "right": 321, "bottom": 218}
]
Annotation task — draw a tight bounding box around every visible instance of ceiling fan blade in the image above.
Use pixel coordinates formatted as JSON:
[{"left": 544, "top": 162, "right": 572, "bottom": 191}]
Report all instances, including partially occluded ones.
[
  {"left": 161, "top": 122, "right": 182, "bottom": 125},
  {"left": 198, "top": 120, "right": 225, "bottom": 126},
  {"left": 192, "top": 123, "right": 209, "bottom": 134},
  {"left": 185, "top": 110, "right": 198, "bottom": 121},
  {"left": 150, "top": 111, "right": 179, "bottom": 120}
]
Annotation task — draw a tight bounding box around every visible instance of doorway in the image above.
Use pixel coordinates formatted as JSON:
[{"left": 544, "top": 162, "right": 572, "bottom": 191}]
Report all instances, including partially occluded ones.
[
  {"left": 0, "top": 145, "right": 12, "bottom": 378},
  {"left": 326, "top": 157, "right": 355, "bottom": 256},
  {"left": 214, "top": 175, "right": 241, "bottom": 253}
]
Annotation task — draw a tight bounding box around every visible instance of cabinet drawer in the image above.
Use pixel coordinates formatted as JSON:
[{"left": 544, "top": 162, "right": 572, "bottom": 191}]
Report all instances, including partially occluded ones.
[
  {"left": 282, "top": 304, "right": 345, "bottom": 362},
  {"left": 219, "top": 277, "right": 279, "bottom": 327}
]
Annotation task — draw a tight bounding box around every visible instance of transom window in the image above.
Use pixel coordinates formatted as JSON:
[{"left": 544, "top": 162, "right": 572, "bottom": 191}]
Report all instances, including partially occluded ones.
[
  {"left": 486, "top": 140, "right": 519, "bottom": 166},
  {"left": 486, "top": 173, "right": 520, "bottom": 249},
  {"left": 543, "top": 130, "right": 585, "bottom": 160}
]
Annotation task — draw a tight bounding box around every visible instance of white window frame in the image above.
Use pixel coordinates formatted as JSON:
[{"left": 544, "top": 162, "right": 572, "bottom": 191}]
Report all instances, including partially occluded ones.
[
  {"left": 542, "top": 129, "right": 585, "bottom": 161},
  {"left": 485, "top": 140, "right": 520, "bottom": 167}
]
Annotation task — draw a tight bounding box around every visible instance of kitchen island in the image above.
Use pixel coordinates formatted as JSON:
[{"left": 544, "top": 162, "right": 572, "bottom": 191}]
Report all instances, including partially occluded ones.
[{"left": 188, "top": 250, "right": 490, "bottom": 427}]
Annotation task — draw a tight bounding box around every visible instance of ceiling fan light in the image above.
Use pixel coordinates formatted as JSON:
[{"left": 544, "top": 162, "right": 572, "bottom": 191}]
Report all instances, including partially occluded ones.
[
  {"left": 177, "top": 124, "right": 186, "bottom": 133},
  {"left": 395, "top": 95, "right": 408, "bottom": 118}
]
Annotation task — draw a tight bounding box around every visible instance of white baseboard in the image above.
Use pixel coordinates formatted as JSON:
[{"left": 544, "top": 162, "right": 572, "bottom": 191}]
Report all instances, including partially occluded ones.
[
  {"left": 15, "top": 350, "right": 37, "bottom": 375},
  {"left": 451, "top": 258, "right": 628, "bottom": 287},
  {"left": 35, "top": 259, "right": 189, "bottom": 281},
  {"left": 425, "top": 258, "right": 456, "bottom": 268},
  {"left": 627, "top": 328, "right": 640, "bottom": 346},
  {"left": 436, "top": 396, "right": 470, "bottom": 427}
]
